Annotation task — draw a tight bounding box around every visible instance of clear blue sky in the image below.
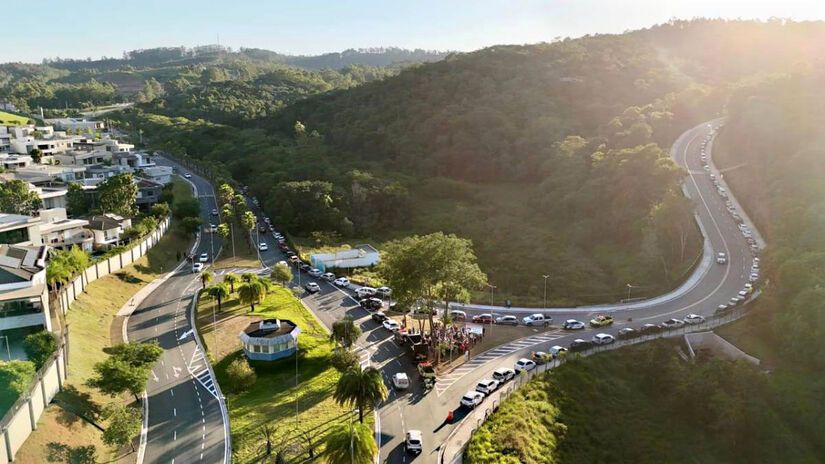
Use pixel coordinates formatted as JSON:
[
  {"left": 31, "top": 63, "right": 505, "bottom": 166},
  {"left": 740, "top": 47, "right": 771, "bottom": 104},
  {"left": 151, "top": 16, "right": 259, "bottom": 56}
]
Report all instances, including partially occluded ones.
[{"left": 6, "top": 0, "right": 825, "bottom": 63}]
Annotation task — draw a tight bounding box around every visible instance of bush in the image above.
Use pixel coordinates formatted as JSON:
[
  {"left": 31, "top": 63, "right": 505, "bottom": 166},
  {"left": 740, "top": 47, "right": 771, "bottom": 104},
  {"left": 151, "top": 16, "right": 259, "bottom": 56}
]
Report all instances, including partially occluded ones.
[
  {"left": 330, "top": 348, "right": 359, "bottom": 373},
  {"left": 224, "top": 357, "right": 256, "bottom": 393},
  {"left": 22, "top": 331, "right": 58, "bottom": 369}
]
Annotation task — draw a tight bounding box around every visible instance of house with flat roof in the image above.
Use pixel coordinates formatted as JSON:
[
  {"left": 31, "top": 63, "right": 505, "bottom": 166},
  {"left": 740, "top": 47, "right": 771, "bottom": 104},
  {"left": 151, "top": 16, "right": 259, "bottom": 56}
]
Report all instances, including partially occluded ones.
[
  {"left": 0, "top": 126, "right": 11, "bottom": 154},
  {"left": 114, "top": 151, "right": 156, "bottom": 170},
  {"left": 0, "top": 153, "right": 33, "bottom": 170},
  {"left": 0, "top": 244, "right": 52, "bottom": 332},
  {"left": 82, "top": 214, "right": 132, "bottom": 249},
  {"left": 44, "top": 118, "right": 105, "bottom": 132},
  {"left": 310, "top": 244, "right": 380, "bottom": 271},
  {"left": 0, "top": 213, "right": 42, "bottom": 246},
  {"left": 38, "top": 208, "right": 93, "bottom": 251},
  {"left": 13, "top": 164, "right": 87, "bottom": 183},
  {"left": 54, "top": 149, "right": 112, "bottom": 167},
  {"left": 140, "top": 165, "right": 173, "bottom": 185},
  {"left": 135, "top": 178, "right": 163, "bottom": 210}
]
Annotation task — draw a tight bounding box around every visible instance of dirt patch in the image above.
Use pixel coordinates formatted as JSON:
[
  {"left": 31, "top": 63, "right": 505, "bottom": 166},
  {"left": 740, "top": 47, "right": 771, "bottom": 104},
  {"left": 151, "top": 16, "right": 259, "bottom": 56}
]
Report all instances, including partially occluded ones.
[{"left": 198, "top": 297, "right": 259, "bottom": 362}]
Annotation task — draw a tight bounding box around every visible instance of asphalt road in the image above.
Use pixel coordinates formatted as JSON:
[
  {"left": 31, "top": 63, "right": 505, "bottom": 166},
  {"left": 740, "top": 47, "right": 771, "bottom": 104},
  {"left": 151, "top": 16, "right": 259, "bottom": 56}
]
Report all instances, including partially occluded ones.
[{"left": 127, "top": 159, "right": 228, "bottom": 464}]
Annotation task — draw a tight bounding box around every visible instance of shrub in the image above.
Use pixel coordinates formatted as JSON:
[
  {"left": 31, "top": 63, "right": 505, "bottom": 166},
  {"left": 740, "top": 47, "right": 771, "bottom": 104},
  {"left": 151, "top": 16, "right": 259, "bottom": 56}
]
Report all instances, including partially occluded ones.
[
  {"left": 22, "top": 331, "right": 58, "bottom": 369},
  {"left": 224, "top": 357, "right": 256, "bottom": 393},
  {"left": 330, "top": 348, "right": 359, "bottom": 373}
]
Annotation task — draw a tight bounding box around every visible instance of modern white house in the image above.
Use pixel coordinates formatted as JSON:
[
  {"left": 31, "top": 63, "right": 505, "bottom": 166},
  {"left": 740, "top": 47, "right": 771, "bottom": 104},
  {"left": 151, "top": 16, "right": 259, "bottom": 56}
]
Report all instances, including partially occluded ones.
[
  {"left": 0, "top": 244, "right": 51, "bottom": 332},
  {"left": 14, "top": 164, "right": 88, "bottom": 183},
  {"left": 0, "top": 213, "right": 43, "bottom": 246},
  {"left": 114, "top": 151, "right": 156, "bottom": 170},
  {"left": 37, "top": 208, "right": 93, "bottom": 251},
  {"left": 140, "top": 165, "right": 173, "bottom": 185},
  {"left": 53, "top": 149, "right": 112, "bottom": 167},
  {"left": 0, "top": 126, "right": 11, "bottom": 154},
  {"left": 82, "top": 214, "right": 132, "bottom": 249},
  {"left": 0, "top": 153, "right": 33, "bottom": 170},
  {"left": 310, "top": 244, "right": 380, "bottom": 271},
  {"left": 44, "top": 118, "right": 105, "bottom": 133}
]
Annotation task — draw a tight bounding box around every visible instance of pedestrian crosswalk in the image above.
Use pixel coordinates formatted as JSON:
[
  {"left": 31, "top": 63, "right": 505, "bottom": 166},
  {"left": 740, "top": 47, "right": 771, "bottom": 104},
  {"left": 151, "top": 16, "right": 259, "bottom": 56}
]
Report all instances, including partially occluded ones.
[
  {"left": 212, "top": 267, "right": 263, "bottom": 277},
  {"left": 435, "top": 331, "right": 566, "bottom": 395},
  {"left": 188, "top": 345, "right": 219, "bottom": 399}
]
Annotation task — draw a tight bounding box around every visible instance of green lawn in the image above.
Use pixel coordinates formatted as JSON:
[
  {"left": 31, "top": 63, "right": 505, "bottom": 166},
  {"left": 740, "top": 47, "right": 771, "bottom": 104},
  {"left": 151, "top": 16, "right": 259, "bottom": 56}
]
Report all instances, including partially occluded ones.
[
  {"left": 0, "top": 110, "right": 31, "bottom": 126},
  {"left": 196, "top": 286, "right": 366, "bottom": 463}
]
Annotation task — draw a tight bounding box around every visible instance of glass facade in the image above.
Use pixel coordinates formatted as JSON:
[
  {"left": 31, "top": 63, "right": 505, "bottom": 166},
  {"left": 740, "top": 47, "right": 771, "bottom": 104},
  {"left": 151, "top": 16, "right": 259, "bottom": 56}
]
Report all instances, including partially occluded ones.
[{"left": 0, "top": 297, "right": 42, "bottom": 318}]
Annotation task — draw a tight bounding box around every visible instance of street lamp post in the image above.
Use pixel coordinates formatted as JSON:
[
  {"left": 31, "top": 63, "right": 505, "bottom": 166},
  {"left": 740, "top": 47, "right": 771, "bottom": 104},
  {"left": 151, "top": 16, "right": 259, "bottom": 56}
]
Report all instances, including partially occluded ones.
[
  {"left": 626, "top": 283, "right": 633, "bottom": 302},
  {"left": 486, "top": 283, "right": 496, "bottom": 335},
  {"left": 0, "top": 336, "right": 10, "bottom": 361},
  {"left": 542, "top": 274, "right": 550, "bottom": 309}
]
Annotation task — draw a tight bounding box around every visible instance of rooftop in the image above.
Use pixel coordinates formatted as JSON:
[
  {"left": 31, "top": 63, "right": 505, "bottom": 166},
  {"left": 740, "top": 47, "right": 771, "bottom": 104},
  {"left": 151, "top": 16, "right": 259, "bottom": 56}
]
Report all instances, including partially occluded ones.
[
  {"left": 0, "top": 244, "right": 47, "bottom": 284},
  {"left": 241, "top": 318, "right": 300, "bottom": 341}
]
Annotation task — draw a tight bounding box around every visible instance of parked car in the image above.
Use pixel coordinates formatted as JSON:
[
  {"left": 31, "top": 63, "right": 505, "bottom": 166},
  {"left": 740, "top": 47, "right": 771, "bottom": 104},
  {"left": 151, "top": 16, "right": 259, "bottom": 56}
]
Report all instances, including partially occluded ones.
[
  {"left": 549, "top": 345, "right": 567, "bottom": 358},
  {"left": 716, "top": 252, "right": 727, "bottom": 264},
  {"left": 304, "top": 282, "right": 320, "bottom": 293},
  {"left": 475, "top": 378, "right": 499, "bottom": 395},
  {"left": 376, "top": 286, "right": 392, "bottom": 297},
  {"left": 514, "top": 358, "right": 536, "bottom": 372},
  {"left": 569, "top": 339, "right": 592, "bottom": 352},
  {"left": 382, "top": 320, "right": 401, "bottom": 332},
  {"left": 532, "top": 351, "right": 551, "bottom": 365},
  {"left": 371, "top": 311, "right": 388, "bottom": 323},
  {"left": 356, "top": 287, "right": 377, "bottom": 298},
  {"left": 450, "top": 310, "right": 467, "bottom": 321},
  {"left": 522, "top": 313, "right": 550, "bottom": 326},
  {"left": 749, "top": 272, "right": 759, "bottom": 282},
  {"left": 592, "top": 333, "right": 615, "bottom": 345},
  {"left": 562, "top": 319, "right": 586, "bottom": 330},
  {"left": 258, "top": 224, "right": 267, "bottom": 233},
  {"left": 729, "top": 296, "right": 745, "bottom": 306},
  {"left": 192, "top": 263, "right": 203, "bottom": 273},
  {"left": 211, "top": 208, "right": 218, "bottom": 216},
  {"left": 617, "top": 327, "right": 637, "bottom": 340},
  {"left": 360, "top": 298, "right": 383, "bottom": 311},
  {"left": 472, "top": 313, "right": 494, "bottom": 324},
  {"left": 495, "top": 315, "right": 519, "bottom": 325},
  {"left": 259, "top": 243, "right": 268, "bottom": 251},
  {"left": 209, "top": 223, "right": 217, "bottom": 232},
  {"left": 289, "top": 255, "right": 300, "bottom": 264},
  {"left": 405, "top": 430, "right": 423, "bottom": 455},
  {"left": 661, "top": 318, "right": 686, "bottom": 329},
  {"left": 392, "top": 372, "right": 409, "bottom": 390},
  {"left": 715, "top": 303, "right": 730, "bottom": 314},
  {"left": 184, "top": 173, "right": 192, "bottom": 178},
  {"left": 299, "top": 263, "right": 311, "bottom": 272},
  {"left": 322, "top": 272, "right": 336, "bottom": 281},
  {"left": 589, "top": 315, "right": 614, "bottom": 327},
  {"left": 199, "top": 253, "right": 209, "bottom": 263},
  {"left": 684, "top": 314, "right": 705, "bottom": 324},
  {"left": 492, "top": 367, "right": 516, "bottom": 383},
  {"left": 308, "top": 268, "right": 322, "bottom": 278},
  {"left": 334, "top": 277, "right": 350, "bottom": 287},
  {"left": 460, "top": 390, "right": 485, "bottom": 409},
  {"left": 639, "top": 323, "right": 661, "bottom": 334}
]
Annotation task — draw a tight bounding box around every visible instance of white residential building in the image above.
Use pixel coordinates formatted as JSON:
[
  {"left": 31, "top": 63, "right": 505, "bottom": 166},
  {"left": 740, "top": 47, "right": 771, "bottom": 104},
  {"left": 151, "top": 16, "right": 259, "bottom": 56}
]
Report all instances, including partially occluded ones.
[
  {"left": 37, "top": 208, "right": 93, "bottom": 251},
  {"left": 0, "top": 244, "right": 51, "bottom": 332},
  {"left": 0, "top": 126, "right": 11, "bottom": 154},
  {"left": 114, "top": 151, "right": 156, "bottom": 170},
  {"left": 0, "top": 153, "right": 33, "bottom": 170},
  {"left": 82, "top": 214, "right": 132, "bottom": 249},
  {"left": 44, "top": 118, "right": 105, "bottom": 132},
  {"left": 0, "top": 213, "right": 42, "bottom": 246},
  {"left": 310, "top": 245, "right": 380, "bottom": 270},
  {"left": 54, "top": 149, "right": 113, "bottom": 167},
  {"left": 13, "top": 164, "right": 87, "bottom": 183},
  {"left": 140, "top": 165, "right": 173, "bottom": 185}
]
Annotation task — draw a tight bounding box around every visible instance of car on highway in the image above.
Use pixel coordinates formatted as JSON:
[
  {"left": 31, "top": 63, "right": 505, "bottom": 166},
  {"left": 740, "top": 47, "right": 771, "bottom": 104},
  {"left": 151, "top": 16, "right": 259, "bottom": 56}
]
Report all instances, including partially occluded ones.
[
  {"left": 617, "top": 327, "right": 637, "bottom": 340},
  {"left": 258, "top": 224, "right": 267, "bottom": 233},
  {"left": 684, "top": 314, "right": 705, "bottom": 324},
  {"left": 495, "top": 315, "right": 519, "bottom": 325},
  {"left": 549, "top": 345, "right": 567, "bottom": 358},
  {"left": 299, "top": 263, "right": 311, "bottom": 272},
  {"left": 392, "top": 372, "right": 410, "bottom": 390},
  {"left": 184, "top": 173, "right": 192, "bottom": 178},
  {"left": 475, "top": 378, "right": 499, "bottom": 395},
  {"left": 285, "top": 250, "right": 296, "bottom": 257},
  {"left": 192, "top": 262, "right": 203, "bottom": 273},
  {"left": 738, "top": 289, "right": 749, "bottom": 297},
  {"left": 371, "top": 311, "right": 388, "bottom": 323},
  {"left": 729, "top": 296, "right": 745, "bottom": 306},
  {"left": 589, "top": 315, "right": 614, "bottom": 327},
  {"left": 450, "top": 310, "right": 467, "bottom": 321},
  {"left": 716, "top": 303, "right": 730, "bottom": 314},
  {"left": 376, "top": 286, "right": 392, "bottom": 297},
  {"left": 289, "top": 255, "right": 300, "bottom": 264},
  {"left": 514, "top": 358, "right": 536, "bottom": 372},
  {"left": 472, "top": 313, "right": 494, "bottom": 324},
  {"left": 460, "top": 390, "right": 485, "bottom": 409},
  {"left": 382, "top": 320, "right": 401, "bottom": 332},
  {"left": 334, "top": 277, "right": 350, "bottom": 287},
  {"left": 563, "top": 319, "right": 586, "bottom": 330},
  {"left": 405, "top": 430, "right": 423, "bottom": 455},
  {"left": 359, "top": 298, "right": 383, "bottom": 311},
  {"left": 356, "top": 286, "right": 377, "bottom": 298},
  {"left": 661, "top": 318, "right": 686, "bottom": 329},
  {"left": 522, "top": 313, "right": 550, "bottom": 326},
  {"left": 211, "top": 208, "right": 218, "bottom": 216},
  {"left": 322, "top": 272, "right": 336, "bottom": 281},
  {"left": 199, "top": 253, "right": 209, "bottom": 263},
  {"left": 569, "top": 339, "right": 593, "bottom": 352},
  {"left": 592, "top": 333, "right": 615, "bottom": 345},
  {"left": 532, "top": 351, "right": 551, "bottom": 364},
  {"left": 209, "top": 223, "right": 217, "bottom": 232},
  {"left": 492, "top": 367, "right": 516, "bottom": 383},
  {"left": 307, "top": 268, "right": 322, "bottom": 278},
  {"left": 259, "top": 243, "right": 268, "bottom": 251},
  {"left": 716, "top": 252, "right": 727, "bottom": 264},
  {"left": 304, "top": 282, "right": 320, "bottom": 293},
  {"left": 639, "top": 323, "right": 661, "bottom": 335}
]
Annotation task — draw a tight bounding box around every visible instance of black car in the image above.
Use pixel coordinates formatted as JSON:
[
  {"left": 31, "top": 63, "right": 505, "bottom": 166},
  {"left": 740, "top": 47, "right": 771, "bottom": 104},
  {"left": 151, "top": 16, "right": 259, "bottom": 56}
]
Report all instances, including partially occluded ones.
[
  {"left": 360, "top": 298, "right": 383, "bottom": 311},
  {"left": 569, "top": 339, "right": 592, "bottom": 352},
  {"left": 285, "top": 250, "right": 296, "bottom": 257},
  {"left": 371, "top": 311, "right": 388, "bottom": 323},
  {"left": 638, "top": 323, "right": 661, "bottom": 335},
  {"left": 617, "top": 327, "right": 637, "bottom": 340},
  {"left": 299, "top": 263, "right": 311, "bottom": 272}
]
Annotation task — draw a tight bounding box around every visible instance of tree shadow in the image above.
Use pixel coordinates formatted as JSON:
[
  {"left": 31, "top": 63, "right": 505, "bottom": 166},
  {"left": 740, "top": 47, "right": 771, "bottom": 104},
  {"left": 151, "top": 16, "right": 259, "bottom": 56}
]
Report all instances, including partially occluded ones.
[
  {"left": 113, "top": 271, "right": 143, "bottom": 284},
  {"left": 46, "top": 442, "right": 97, "bottom": 464},
  {"left": 54, "top": 386, "right": 102, "bottom": 427}
]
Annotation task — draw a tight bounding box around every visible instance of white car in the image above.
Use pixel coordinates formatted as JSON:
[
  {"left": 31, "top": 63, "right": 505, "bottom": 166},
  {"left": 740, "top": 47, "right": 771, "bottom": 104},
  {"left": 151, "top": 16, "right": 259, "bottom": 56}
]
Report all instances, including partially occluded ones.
[
  {"left": 661, "top": 318, "right": 686, "bottom": 329},
  {"left": 192, "top": 262, "right": 203, "bottom": 272},
  {"left": 716, "top": 252, "right": 727, "bottom": 264},
  {"left": 376, "top": 286, "right": 392, "bottom": 296},
  {"left": 738, "top": 289, "right": 748, "bottom": 297},
  {"left": 199, "top": 253, "right": 208, "bottom": 263},
  {"left": 392, "top": 372, "right": 410, "bottom": 390},
  {"left": 684, "top": 313, "right": 705, "bottom": 324},
  {"left": 449, "top": 310, "right": 467, "bottom": 321},
  {"left": 304, "top": 282, "right": 320, "bottom": 293},
  {"left": 259, "top": 243, "right": 268, "bottom": 251},
  {"left": 460, "top": 390, "right": 485, "bottom": 409},
  {"left": 592, "top": 333, "right": 615, "bottom": 345},
  {"left": 334, "top": 277, "right": 350, "bottom": 287},
  {"left": 308, "top": 268, "right": 322, "bottom": 278},
  {"left": 749, "top": 272, "right": 759, "bottom": 282},
  {"left": 562, "top": 319, "right": 585, "bottom": 330},
  {"left": 549, "top": 345, "right": 567, "bottom": 357},
  {"left": 211, "top": 208, "right": 218, "bottom": 216},
  {"left": 405, "top": 430, "right": 423, "bottom": 455},
  {"left": 522, "top": 313, "right": 550, "bottom": 326},
  {"left": 382, "top": 320, "right": 400, "bottom": 332},
  {"left": 209, "top": 223, "right": 217, "bottom": 232},
  {"left": 514, "top": 358, "right": 536, "bottom": 372},
  {"left": 492, "top": 367, "right": 515, "bottom": 383},
  {"left": 355, "top": 286, "right": 377, "bottom": 298},
  {"left": 475, "top": 378, "right": 499, "bottom": 395},
  {"left": 322, "top": 272, "right": 336, "bottom": 281},
  {"left": 495, "top": 315, "right": 519, "bottom": 325},
  {"left": 184, "top": 173, "right": 192, "bottom": 178}
]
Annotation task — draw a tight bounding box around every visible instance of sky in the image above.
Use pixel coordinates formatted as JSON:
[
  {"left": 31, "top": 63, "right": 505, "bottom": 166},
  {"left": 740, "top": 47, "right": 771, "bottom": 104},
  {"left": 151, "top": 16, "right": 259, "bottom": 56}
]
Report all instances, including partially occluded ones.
[{"left": 5, "top": 0, "right": 825, "bottom": 63}]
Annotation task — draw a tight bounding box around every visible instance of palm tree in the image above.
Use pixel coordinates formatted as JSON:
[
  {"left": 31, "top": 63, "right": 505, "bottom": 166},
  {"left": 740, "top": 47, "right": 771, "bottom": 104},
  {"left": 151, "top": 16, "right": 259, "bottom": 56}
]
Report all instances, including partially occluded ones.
[
  {"left": 330, "top": 316, "right": 362, "bottom": 349},
  {"left": 201, "top": 271, "right": 214, "bottom": 289},
  {"left": 205, "top": 283, "right": 230, "bottom": 312},
  {"left": 333, "top": 366, "right": 387, "bottom": 423},
  {"left": 238, "top": 279, "right": 266, "bottom": 312},
  {"left": 223, "top": 272, "right": 240, "bottom": 293},
  {"left": 323, "top": 422, "right": 377, "bottom": 464},
  {"left": 241, "top": 272, "right": 258, "bottom": 283}
]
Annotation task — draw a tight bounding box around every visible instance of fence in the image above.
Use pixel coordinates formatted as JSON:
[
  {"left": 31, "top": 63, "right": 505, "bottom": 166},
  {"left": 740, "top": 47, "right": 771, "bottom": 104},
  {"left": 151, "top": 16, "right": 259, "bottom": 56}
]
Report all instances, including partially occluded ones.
[
  {"left": 438, "top": 290, "right": 759, "bottom": 464},
  {"left": 0, "top": 216, "right": 171, "bottom": 464}
]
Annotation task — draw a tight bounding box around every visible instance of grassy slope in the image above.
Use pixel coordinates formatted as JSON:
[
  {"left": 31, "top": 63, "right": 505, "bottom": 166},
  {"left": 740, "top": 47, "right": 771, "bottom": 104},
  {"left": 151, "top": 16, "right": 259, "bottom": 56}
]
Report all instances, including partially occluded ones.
[
  {"left": 0, "top": 110, "right": 30, "bottom": 125},
  {"left": 196, "top": 286, "right": 364, "bottom": 463},
  {"left": 13, "top": 181, "right": 193, "bottom": 464}
]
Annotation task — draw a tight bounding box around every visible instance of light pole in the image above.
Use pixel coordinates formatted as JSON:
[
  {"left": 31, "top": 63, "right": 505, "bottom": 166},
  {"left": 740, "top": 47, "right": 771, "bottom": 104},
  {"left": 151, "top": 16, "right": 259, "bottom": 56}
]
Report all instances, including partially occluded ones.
[
  {"left": 542, "top": 274, "right": 550, "bottom": 309},
  {"left": 626, "top": 283, "right": 633, "bottom": 302},
  {"left": 486, "top": 283, "right": 496, "bottom": 335},
  {"left": 0, "top": 335, "right": 10, "bottom": 361}
]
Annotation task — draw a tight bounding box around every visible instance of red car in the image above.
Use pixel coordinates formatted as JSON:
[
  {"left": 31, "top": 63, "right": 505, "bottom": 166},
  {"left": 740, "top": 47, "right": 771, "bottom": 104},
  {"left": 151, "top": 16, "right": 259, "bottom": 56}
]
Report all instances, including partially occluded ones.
[{"left": 472, "top": 313, "right": 493, "bottom": 324}]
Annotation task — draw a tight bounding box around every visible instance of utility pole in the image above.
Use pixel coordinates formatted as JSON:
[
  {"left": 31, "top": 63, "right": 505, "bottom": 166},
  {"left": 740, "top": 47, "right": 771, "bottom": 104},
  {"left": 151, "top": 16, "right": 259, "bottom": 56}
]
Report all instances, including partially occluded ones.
[
  {"left": 543, "top": 274, "right": 550, "bottom": 309},
  {"left": 486, "top": 283, "right": 496, "bottom": 335},
  {"left": 626, "top": 283, "right": 633, "bottom": 302}
]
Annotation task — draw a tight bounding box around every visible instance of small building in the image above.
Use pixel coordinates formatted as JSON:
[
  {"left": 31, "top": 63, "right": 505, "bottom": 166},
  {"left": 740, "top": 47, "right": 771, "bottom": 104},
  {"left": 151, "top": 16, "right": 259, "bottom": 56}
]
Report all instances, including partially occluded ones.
[
  {"left": 44, "top": 118, "right": 105, "bottom": 133},
  {"left": 82, "top": 213, "right": 132, "bottom": 249},
  {"left": 310, "top": 244, "right": 380, "bottom": 271},
  {"left": 0, "top": 244, "right": 51, "bottom": 332},
  {"left": 239, "top": 318, "right": 300, "bottom": 361},
  {"left": 135, "top": 177, "right": 163, "bottom": 210},
  {"left": 140, "top": 165, "right": 173, "bottom": 185}
]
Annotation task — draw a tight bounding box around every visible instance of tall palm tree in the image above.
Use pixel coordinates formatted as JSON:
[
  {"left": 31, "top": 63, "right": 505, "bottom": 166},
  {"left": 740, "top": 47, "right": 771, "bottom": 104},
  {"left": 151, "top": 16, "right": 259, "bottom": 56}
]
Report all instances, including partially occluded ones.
[
  {"left": 238, "top": 279, "right": 266, "bottom": 312},
  {"left": 223, "top": 272, "right": 240, "bottom": 293},
  {"left": 323, "top": 422, "right": 377, "bottom": 464},
  {"left": 333, "top": 366, "right": 387, "bottom": 423},
  {"left": 205, "top": 283, "right": 230, "bottom": 312},
  {"left": 201, "top": 271, "right": 214, "bottom": 289},
  {"left": 241, "top": 271, "right": 258, "bottom": 283}
]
